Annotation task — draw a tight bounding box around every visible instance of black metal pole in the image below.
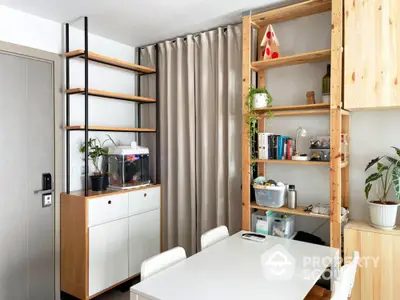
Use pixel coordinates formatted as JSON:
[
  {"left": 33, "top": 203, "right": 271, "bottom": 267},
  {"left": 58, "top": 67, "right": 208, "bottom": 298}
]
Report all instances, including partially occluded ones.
[
  {"left": 155, "top": 44, "right": 160, "bottom": 184},
  {"left": 137, "top": 48, "right": 142, "bottom": 144},
  {"left": 84, "top": 17, "right": 89, "bottom": 196},
  {"left": 66, "top": 23, "right": 71, "bottom": 194}
]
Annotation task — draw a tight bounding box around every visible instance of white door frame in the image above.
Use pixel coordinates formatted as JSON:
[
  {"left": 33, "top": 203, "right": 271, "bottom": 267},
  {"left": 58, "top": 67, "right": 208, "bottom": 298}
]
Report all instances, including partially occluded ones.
[{"left": 0, "top": 41, "right": 63, "bottom": 300}]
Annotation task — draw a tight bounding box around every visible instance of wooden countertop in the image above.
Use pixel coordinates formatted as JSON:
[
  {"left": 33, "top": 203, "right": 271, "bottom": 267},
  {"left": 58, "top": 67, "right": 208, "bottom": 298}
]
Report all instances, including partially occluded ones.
[
  {"left": 345, "top": 220, "right": 400, "bottom": 236},
  {"left": 63, "top": 184, "right": 161, "bottom": 199}
]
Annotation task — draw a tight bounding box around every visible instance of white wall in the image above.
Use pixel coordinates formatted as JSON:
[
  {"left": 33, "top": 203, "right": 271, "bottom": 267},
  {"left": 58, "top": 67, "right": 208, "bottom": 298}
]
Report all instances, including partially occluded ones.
[
  {"left": 0, "top": 6, "right": 137, "bottom": 191},
  {"left": 350, "top": 110, "right": 400, "bottom": 223}
]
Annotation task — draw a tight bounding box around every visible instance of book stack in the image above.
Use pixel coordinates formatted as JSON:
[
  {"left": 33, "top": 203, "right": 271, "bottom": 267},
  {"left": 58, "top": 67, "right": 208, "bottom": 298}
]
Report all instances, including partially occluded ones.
[{"left": 258, "top": 133, "right": 293, "bottom": 160}]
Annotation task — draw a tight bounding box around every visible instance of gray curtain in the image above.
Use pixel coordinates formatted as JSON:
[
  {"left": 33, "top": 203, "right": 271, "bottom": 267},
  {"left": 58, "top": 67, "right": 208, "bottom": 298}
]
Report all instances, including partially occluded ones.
[{"left": 141, "top": 24, "right": 242, "bottom": 255}]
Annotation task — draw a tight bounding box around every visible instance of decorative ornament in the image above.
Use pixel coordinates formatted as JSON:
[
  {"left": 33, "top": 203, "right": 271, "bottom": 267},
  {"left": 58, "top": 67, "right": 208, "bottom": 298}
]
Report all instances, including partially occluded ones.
[{"left": 260, "top": 24, "right": 280, "bottom": 60}]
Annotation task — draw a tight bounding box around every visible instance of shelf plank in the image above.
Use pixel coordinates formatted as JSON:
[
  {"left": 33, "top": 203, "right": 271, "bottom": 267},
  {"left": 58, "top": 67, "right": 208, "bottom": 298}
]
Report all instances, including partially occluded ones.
[
  {"left": 250, "top": 202, "right": 330, "bottom": 219},
  {"left": 65, "top": 126, "right": 156, "bottom": 133},
  {"left": 254, "top": 103, "right": 330, "bottom": 112},
  {"left": 251, "top": 0, "right": 331, "bottom": 26},
  {"left": 272, "top": 109, "right": 330, "bottom": 117},
  {"left": 251, "top": 49, "right": 331, "bottom": 71},
  {"left": 65, "top": 50, "right": 156, "bottom": 74},
  {"left": 66, "top": 88, "right": 155, "bottom": 103},
  {"left": 254, "top": 159, "right": 329, "bottom": 165}
]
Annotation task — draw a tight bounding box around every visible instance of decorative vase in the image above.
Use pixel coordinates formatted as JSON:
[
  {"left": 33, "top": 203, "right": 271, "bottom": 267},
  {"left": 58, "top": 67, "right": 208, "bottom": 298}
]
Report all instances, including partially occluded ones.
[
  {"left": 368, "top": 200, "right": 400, "bottom": 229},
  {"left": 253, "top": 93, "right": 268, "bottom": 109},
  {"left": 91, "top": 175, "right": 105, "bottom": 191}
]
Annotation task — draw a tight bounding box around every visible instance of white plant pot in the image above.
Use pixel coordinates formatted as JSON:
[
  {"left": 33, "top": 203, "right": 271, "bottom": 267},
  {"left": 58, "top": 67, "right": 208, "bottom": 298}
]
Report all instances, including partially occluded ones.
[
  {"left": 368, "top": 200, "right": 400, "bottom": 229},
  {"left": 253, "top": 93, "right": 268, "bottom": 109}
]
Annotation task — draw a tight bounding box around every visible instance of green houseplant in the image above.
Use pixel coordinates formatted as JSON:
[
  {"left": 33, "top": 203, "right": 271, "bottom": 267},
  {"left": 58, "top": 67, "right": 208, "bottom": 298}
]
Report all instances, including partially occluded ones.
[
  {"left": 80, "top": 135, "right": 115, "bottom": 191},
  {"left": 364, "top": 146, "right": 400, "bottom": 229},
  {"left": 245, "top": 86, "right": 273, "bottom": 162}
]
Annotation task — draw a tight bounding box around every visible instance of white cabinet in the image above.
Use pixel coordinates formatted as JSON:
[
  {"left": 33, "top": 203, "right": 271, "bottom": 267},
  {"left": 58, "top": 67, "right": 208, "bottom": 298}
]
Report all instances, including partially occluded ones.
[
  {"left": 129, "top": 209, "right": 160, "bottom": 276},
  {"left": 88, "top": 193, "right": 129, "bottom": 227},
  {"left": 129, "top": 186, "right": 160, "bottom": 216},
  {"left": 61, "top": 185, "right": 161, "bottom": 299},
  {"left": 88, "top": 218, "right": 129, "bottom": 297}
]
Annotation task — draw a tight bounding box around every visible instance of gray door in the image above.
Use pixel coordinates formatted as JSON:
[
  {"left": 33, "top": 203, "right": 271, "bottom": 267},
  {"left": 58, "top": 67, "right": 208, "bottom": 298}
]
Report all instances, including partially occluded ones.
[{"left": 0, "top": 52, "right": 54, "bottom": 300}]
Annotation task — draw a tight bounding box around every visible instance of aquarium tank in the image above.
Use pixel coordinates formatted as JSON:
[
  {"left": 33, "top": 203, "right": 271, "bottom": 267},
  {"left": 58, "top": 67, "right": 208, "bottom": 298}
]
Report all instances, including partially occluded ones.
[{"left": 107, "top": 142, "right": 151, "bottom": 189}]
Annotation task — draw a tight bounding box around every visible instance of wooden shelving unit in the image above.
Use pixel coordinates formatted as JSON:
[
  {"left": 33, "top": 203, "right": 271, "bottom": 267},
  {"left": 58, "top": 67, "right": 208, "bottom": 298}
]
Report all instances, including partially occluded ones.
[
  {"left": 65, "top": 50, "right": 156, "bottom": 74},
  {"left": 251, "top": 49, "right": 331, "bottom": 71},
  {"left": 66, "top": 88, "right": 156, "bottom": 103},
  {"left": 242, "top": 0, "right": 347, "bottom": 250},
  {"left": 64, "top": 17, "right": 160, "bottom": 196}
]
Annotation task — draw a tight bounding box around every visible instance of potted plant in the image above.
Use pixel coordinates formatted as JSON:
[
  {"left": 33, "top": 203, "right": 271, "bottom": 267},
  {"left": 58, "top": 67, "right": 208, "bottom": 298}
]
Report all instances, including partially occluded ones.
[
  {"left": 365, "top": 147, "right": 400, "bottom": 229},
  {"left": 80, "top": 136, "right": 115, "bottom": 191},
  {"left": 247, "top": 86, "right": 272, "bottom": 109},
  {"left": 245, "top": 86, "right": 273, "bottom": 162}
]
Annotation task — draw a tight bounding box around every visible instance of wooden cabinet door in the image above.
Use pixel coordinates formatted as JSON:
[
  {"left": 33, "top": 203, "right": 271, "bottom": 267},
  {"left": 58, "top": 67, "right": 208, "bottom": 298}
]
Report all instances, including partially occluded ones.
[
  {"left": 129, "top": 209, "right": 160, "bottom": 277},
  {"left": 88, "top": 219, "right": 129, "bottom": 297},
  {"left": 344, "top": 223, "right": 400, "bottom": 300},
  {"left": 344, "top": 0, "right": 400, "bottom": 109}
]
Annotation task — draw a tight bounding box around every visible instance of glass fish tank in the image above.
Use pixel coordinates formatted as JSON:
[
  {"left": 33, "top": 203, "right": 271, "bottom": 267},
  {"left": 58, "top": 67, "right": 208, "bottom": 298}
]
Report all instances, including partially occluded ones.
[{"left": 107, "top": 142, "right": 151, "bottom": 189}]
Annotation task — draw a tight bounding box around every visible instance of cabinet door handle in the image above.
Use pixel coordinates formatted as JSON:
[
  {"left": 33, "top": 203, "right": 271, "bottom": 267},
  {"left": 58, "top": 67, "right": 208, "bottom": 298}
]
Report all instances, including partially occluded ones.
[
  {"left": 144, "top": 193, "right": 147, "bottom": 197},
  {"left": 108, "top": 200, "right": 112, "bottom": 204}
]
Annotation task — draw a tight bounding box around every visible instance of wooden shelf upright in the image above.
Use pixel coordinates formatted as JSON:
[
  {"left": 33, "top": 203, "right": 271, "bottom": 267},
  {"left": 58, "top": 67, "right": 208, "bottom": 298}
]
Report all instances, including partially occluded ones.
[{"left": 241, "top": 0, "right": 347, "bottom": 250}]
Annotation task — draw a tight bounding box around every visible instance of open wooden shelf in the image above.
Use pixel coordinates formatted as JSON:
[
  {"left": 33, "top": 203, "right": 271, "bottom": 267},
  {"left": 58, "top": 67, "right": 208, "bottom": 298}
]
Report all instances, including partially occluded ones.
[
  {"left": 251, "top": 0, "right": 331, "bottom": 26},
  {"left": 254, "top": 103, "right": 330, "bottom": 112},
  {"left": 66, "top": 88, "right": 155, "bottom": 103},
  {"left": 255, "top": 159, "right": 350, "bottom": 168},
  {"left": 251, "top": 202, "right": 330, "bottom": 219},
  {"left": 251, "top": 49, "right": 331, "bottom": 71},
  {"left": 65, "top": 50, "right": 156, "bottom": 74},
  {"left": 271, "top": 109, "right": 330, "bottom": 117},
  {"left": 254, "top": 159, "right": 329, "bottom": 165},
  {"left": 251, "top": 201, "right": 348, "bottom": 222},
  {"left": 65, "top": 126, "right": 156, "bottom": 133}
]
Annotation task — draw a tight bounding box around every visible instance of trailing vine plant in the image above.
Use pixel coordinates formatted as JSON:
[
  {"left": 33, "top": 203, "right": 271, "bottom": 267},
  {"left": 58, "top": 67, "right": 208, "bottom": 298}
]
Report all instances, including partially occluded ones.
[{"left": 245, "top": 86, "right": 273, "bottom": 165}]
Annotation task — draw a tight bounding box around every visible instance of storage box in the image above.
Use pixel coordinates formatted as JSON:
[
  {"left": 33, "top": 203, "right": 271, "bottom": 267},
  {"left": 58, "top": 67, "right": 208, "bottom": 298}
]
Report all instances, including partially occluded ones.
[
  {"left": 251, "top": 210, "right": 267, "bottom": 232},
  {"left": 254, "top": 184, "right": 285, "bottom": 208},
  {"left": 269, "top": 214, "right": 295, "bottom": 238}
]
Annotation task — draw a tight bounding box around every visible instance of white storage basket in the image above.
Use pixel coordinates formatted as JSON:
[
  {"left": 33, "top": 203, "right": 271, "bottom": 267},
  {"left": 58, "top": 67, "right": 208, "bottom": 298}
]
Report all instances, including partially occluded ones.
[{"left": 253, "top": 184, "right": 285, "bottom": 208}]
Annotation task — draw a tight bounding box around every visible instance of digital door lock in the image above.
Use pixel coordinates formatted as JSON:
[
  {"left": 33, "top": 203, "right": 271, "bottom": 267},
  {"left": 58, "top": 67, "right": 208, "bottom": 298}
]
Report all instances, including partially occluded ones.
[{"left": 34, "top": 173, "right": 53, "bottom": 207}]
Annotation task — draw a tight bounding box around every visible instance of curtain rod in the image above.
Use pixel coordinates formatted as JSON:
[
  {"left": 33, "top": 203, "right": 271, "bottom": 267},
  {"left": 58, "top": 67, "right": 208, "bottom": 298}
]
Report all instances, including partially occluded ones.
[{"left": 138, "top": 21, "right": 241, "bottom": 49}]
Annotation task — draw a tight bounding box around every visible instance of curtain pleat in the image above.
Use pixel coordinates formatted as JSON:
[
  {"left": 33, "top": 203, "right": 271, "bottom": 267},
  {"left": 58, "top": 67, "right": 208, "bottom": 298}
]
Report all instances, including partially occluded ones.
[{"left": 142, "top": 24, "right": 242, "bottom": 255}]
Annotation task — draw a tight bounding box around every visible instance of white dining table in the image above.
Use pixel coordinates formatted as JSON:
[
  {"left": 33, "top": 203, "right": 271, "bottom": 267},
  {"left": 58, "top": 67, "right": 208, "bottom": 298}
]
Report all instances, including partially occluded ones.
[{"left": 131, "top": 231, "right": 339, "bottom": 300}]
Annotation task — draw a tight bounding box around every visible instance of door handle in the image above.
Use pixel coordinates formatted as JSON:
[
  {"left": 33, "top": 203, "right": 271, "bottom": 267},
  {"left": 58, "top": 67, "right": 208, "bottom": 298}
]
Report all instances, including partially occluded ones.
[{"left": 34, "top": 189, "right": 54, "bottom": 195}]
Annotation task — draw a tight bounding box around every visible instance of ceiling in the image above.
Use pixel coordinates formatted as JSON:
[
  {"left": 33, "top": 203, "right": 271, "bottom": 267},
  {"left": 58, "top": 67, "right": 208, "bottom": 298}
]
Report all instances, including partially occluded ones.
[{"left": 0, "top": 0, "right": 291, "bottom": 46}]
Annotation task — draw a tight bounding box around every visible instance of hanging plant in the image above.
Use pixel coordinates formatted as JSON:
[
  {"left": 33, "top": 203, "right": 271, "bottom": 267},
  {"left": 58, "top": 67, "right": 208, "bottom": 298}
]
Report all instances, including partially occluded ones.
[{"left": 245, "top": 86, "right": 273, "bottom": 163}]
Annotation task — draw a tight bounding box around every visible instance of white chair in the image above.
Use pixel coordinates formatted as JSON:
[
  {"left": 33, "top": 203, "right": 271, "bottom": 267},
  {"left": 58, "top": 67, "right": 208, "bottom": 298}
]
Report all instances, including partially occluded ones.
[
  {"left": 305, "top": 251, "right": 360, "bottom": 300},
  {"left": 140, "top": 246, "right": 187, "bottom": 281},
  {"left": 331, "top": 251, "right": 360, "bottom": 300},
  {"left": 200, "top": 225, "right": 229, "bottom": 250}
]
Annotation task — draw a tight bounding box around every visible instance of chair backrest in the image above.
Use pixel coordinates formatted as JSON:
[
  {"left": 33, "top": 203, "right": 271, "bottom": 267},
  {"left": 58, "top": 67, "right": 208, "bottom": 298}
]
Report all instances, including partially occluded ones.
[
  {"left": 331, "top": 251, "right": 360, "bottom": 300},
  {"left": 201, "top": 225, "right": 229, "bottom": 250},
  {"left": 140, "top": 247, "right": 187, "bottom": 280}
]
